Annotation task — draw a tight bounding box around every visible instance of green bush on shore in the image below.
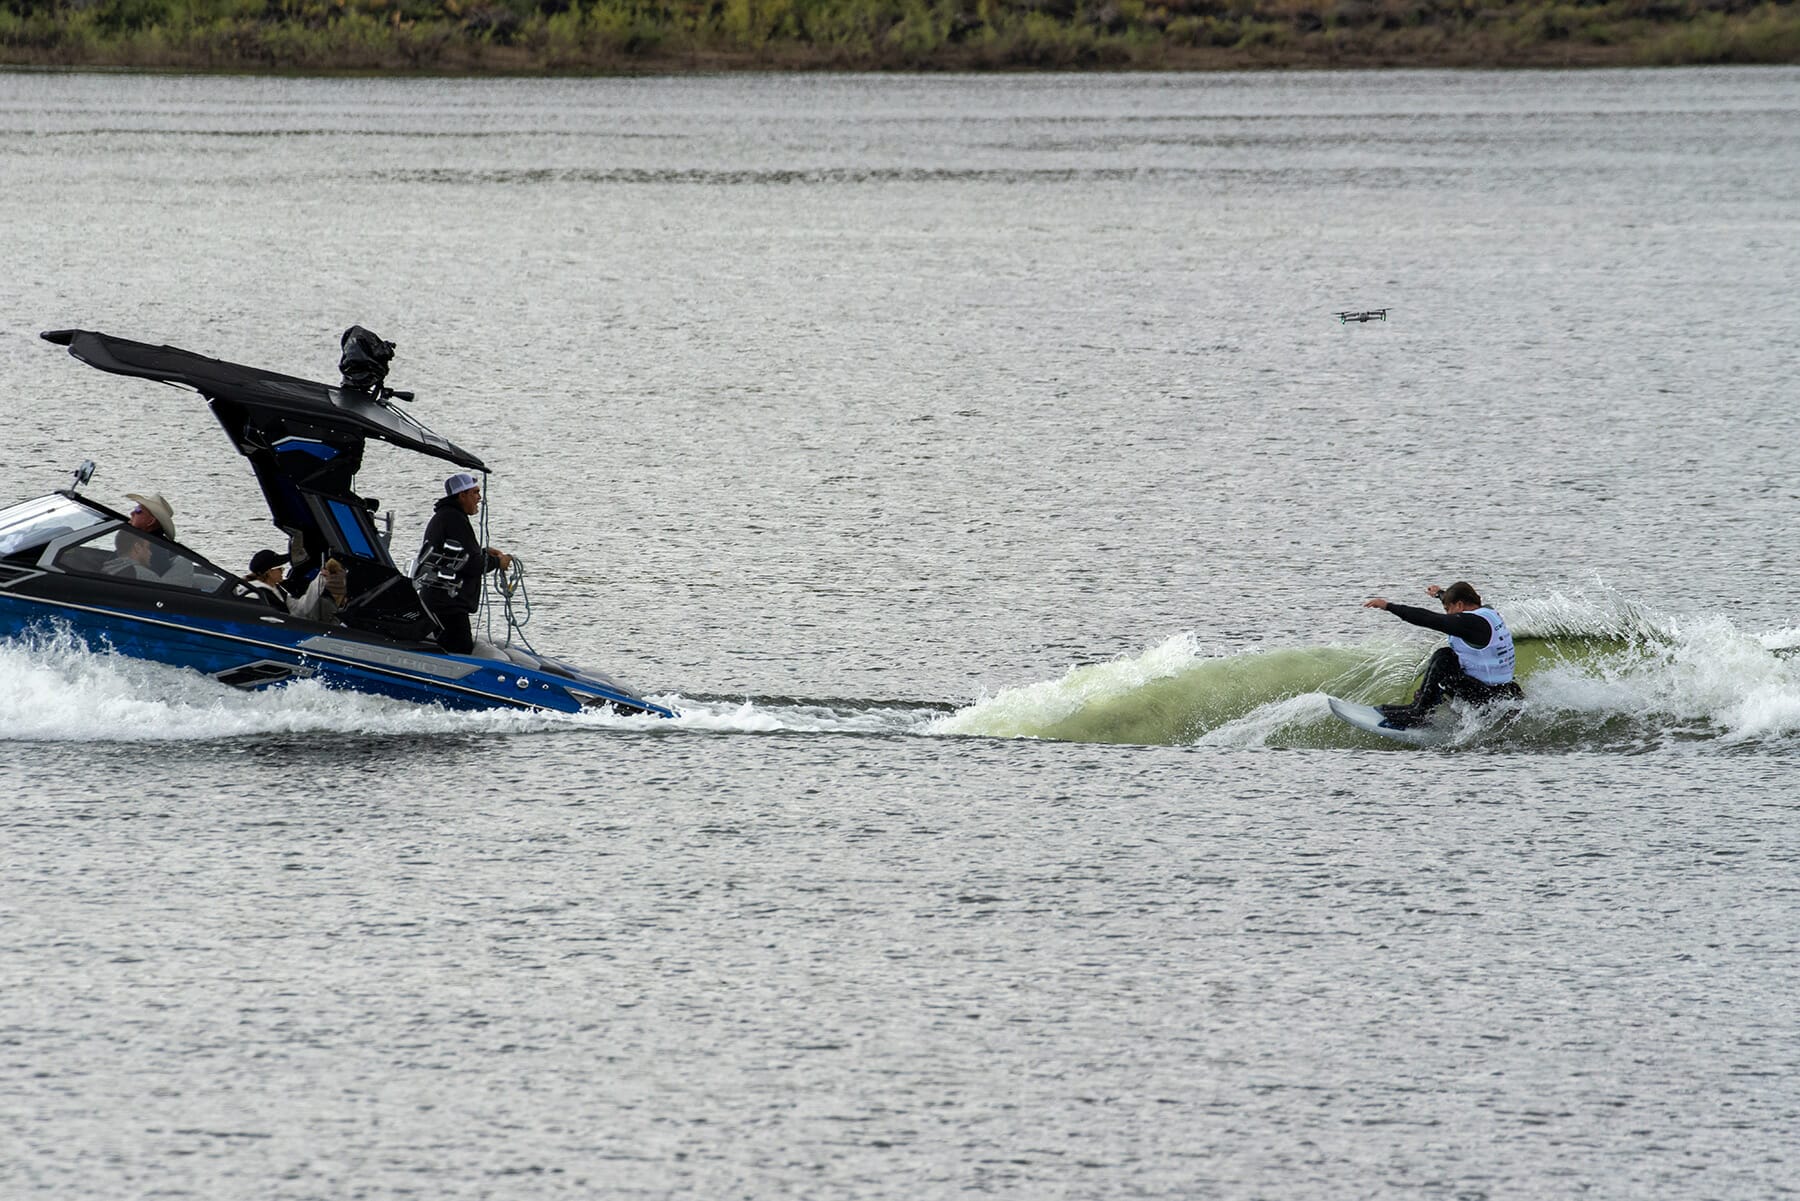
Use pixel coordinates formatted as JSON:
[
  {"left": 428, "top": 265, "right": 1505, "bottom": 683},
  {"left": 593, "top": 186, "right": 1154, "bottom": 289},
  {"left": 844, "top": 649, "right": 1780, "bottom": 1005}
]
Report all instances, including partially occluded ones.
[{"left": 0, "top": 0, "right": 1795, "bottom": 69}]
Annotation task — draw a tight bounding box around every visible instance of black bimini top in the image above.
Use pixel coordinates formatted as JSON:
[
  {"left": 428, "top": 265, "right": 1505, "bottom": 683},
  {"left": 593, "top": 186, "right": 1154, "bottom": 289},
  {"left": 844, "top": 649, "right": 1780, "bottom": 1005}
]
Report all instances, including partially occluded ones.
[
  {"left": 43, "top": 329, "right": 486, "bottom": 473},
  {"left": 43, "top": 329, "right": 487, "bottom": 640}
]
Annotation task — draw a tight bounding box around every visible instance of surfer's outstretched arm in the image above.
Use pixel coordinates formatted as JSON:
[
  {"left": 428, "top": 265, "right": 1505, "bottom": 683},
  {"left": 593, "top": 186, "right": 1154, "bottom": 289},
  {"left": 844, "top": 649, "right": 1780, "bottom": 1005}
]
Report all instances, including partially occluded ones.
[
  {"left": 1363, "top": 584, "right": 1492, "bottom": 644},
  {"left": 1383, "top": 603, "right": 1492, "bottom": 645}
]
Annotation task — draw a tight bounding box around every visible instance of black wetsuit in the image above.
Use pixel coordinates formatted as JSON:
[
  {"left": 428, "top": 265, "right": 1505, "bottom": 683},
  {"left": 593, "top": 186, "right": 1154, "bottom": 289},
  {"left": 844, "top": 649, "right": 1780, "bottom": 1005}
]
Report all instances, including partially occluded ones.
[
  {"left": 1380, "top": 603, "right": 1523, "bottom": 726},
  {"left": 417, "top": 496, "right": 500, "bottom": 655}
]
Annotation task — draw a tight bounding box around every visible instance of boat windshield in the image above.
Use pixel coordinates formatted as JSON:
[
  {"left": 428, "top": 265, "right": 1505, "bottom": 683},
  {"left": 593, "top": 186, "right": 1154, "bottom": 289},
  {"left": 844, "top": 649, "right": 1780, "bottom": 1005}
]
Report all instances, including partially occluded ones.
[
  {"left": 0, "top": 495, "right": 107, "bottom": 560},
  {"left": 50, "top": 525, "right": 233, "bottom": 595}
]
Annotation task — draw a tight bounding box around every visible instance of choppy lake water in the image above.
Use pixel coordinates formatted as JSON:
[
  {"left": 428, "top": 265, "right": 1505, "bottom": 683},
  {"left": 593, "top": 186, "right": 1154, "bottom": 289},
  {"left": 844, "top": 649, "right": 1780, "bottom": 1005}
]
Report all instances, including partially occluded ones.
[{"left": 2, "top": 67, "right": 1798, "bottom": 1198}]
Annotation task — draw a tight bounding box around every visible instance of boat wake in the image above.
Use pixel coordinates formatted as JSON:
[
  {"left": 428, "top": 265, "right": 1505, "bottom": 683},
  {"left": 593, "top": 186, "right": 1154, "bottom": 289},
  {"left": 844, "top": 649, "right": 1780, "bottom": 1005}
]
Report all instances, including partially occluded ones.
[
  {"left": 932, "top": 590, "right": 1800, "bottom": 751},
  {"left": 0, "top": 628, "right": 943, "bottom": 743},
  {"left": 4, "top": 590, "right": 1799, "bottom": 750}
]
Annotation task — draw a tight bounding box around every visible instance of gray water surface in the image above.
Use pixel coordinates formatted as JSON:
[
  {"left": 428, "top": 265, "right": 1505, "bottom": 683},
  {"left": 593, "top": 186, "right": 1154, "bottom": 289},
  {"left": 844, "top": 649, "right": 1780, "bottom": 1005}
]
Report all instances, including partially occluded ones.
[{"left": 2, "top": 68, "right": 1797, "bottom": 1199}]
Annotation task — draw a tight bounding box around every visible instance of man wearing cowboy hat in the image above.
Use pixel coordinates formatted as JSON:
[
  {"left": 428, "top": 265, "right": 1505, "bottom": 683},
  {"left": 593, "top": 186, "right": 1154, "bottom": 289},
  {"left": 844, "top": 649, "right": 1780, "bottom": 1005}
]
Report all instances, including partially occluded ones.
[
  {"left": 125, "top": 492, "right": 177, "bottom": 541},
  {"left": 121, "top": 491, "right": 186, "bottom": 580},
  {"left": 415, "top": 472, "right": 512, "bottom": 655}
]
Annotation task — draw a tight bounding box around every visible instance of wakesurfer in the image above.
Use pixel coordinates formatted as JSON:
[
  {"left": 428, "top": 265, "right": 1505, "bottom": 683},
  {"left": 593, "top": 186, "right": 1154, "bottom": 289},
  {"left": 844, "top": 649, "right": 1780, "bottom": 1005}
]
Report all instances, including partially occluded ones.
[{"left": 1362, "top": 581, "right": 1522, "bottom": 729}]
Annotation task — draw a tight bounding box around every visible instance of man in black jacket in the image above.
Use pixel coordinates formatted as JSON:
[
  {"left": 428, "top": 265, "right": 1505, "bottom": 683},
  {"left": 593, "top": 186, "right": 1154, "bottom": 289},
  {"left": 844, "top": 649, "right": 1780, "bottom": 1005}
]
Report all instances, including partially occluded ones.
[
  {"left": 1363, "top": 581, "right": 1523, "bottom": 729},
  {"left": 416, "top": 472, "right": 512, "bottom": 655}
]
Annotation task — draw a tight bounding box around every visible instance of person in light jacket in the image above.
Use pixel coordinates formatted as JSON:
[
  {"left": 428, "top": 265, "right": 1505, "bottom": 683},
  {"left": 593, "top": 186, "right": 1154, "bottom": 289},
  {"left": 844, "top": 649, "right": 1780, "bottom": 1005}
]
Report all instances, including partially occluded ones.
[{"left": 246, "top": 548, "right": 347, "bottom": 623}]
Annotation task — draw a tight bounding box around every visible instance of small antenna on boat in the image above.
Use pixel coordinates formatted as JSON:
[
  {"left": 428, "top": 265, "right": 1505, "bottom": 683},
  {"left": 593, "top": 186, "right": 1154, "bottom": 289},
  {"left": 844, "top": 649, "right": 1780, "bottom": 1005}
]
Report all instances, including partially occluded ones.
[{"left": 69, "top": 459, "right": 97, "bottom": 492}]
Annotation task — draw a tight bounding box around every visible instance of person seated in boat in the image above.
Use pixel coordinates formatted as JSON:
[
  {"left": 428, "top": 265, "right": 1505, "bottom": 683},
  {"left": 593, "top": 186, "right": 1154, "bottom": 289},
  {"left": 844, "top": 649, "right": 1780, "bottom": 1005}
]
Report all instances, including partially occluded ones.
[
  {"left": 121, "top": 489, "right": 195, "bottom": 582},
  {"left": 125, "top": 491, "right": 175, "bottom": 541},
  {"left": 415, "top": 472, "right": 512, "bottom": 655},
  {"left": 103, "top": 529, "right": 159, "bottom": 580},
  {"left": 245, "top": 548, "right": 348, "bottom": 622},
  {"left": 1362, "top": 580, "right": 1523, "bottom": 729}
]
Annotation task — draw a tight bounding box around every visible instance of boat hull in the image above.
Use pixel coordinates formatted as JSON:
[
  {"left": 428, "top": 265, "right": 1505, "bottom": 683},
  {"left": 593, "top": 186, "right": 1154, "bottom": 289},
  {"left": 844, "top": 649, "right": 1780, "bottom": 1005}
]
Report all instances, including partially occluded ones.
[{"left": 0, "top": 590, "right": 672, "bottom": 717}]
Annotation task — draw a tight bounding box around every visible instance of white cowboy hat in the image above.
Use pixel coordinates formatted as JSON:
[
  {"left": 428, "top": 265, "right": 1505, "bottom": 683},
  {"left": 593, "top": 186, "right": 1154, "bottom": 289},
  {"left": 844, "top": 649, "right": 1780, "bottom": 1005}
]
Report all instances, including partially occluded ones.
[{"left": 124, "top": 491, "right": 177, "bottom": 541}]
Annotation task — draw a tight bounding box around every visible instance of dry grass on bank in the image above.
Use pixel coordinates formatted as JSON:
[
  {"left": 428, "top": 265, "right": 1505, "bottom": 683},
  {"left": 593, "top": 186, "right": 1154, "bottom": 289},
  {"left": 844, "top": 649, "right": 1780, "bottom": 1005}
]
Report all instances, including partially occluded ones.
[{"left": 2, "top": 0, "right": 1797, "bottom": 72}]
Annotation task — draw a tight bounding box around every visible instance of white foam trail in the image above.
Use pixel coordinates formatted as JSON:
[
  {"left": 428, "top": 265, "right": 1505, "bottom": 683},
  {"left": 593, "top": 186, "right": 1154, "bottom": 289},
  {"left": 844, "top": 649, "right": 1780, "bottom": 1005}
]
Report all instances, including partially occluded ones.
[
  {"left": 655, "top": 697, "right": 938, "bottom": 736},
  {"left": 0, "top": 635, "right": 935, "bottom": 742},
  {"left": 0, "top": 632, "right": 632, "bottom": 741},
  {"left": 1759, "top": 626, "right": 1800, "bottom": 653},
  {"left": 1193, "top": 692, "right": 1326, "bottom": 748},
  {"left": 1525, "top": 613, "right": 1800, "bottom": 743},
  {"left": 1197, "top": 691, "right": 1504, "bottom": 749}
]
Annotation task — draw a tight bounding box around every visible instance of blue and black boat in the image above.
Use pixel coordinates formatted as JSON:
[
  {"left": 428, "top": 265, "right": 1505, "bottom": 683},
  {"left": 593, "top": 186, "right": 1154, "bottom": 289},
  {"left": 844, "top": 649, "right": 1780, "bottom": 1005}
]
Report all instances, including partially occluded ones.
[{"left": 0, "top": 328, "right": 674, "bottom": 717}]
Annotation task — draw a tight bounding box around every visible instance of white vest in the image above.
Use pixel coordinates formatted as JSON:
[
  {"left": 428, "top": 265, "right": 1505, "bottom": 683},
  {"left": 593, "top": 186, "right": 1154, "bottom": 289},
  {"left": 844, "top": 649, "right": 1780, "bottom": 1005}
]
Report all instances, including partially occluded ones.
[{"left": 1449, "top": 607, "right": 1515, "bottom": 684}]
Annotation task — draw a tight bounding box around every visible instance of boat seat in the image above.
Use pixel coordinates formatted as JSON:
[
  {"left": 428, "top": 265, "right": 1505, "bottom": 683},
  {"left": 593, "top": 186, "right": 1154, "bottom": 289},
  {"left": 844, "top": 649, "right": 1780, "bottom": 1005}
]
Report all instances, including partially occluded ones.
[
  {"left": 468, "top": 638, "right": 511, "bottom": 662},
  {"left": 55, "top": 546, "right": 114, "bottom": 575},
  {"left": 336, "top": 574, "right": 439, "bottom": 642}
]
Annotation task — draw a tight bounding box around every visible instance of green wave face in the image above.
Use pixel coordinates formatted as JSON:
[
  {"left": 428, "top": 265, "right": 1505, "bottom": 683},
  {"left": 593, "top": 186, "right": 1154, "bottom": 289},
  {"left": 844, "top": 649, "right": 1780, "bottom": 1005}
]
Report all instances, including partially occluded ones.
[{"left": 931, "top": 639, "right": 1403, "bottom": 745}]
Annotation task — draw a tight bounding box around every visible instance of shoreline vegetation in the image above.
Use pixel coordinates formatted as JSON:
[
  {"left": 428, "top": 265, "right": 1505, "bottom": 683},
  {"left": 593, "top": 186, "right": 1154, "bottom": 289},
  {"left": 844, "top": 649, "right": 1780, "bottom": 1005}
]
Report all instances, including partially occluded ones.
[{"left": 2, "top": 0, "right": 1796, "bottom": 72}]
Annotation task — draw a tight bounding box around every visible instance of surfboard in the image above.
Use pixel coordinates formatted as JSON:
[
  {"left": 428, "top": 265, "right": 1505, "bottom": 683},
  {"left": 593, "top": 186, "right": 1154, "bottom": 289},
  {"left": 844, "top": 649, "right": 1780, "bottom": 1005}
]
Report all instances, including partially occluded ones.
[{"left": 1326, "top": 696, "right": 1452, "bottom": 747}]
